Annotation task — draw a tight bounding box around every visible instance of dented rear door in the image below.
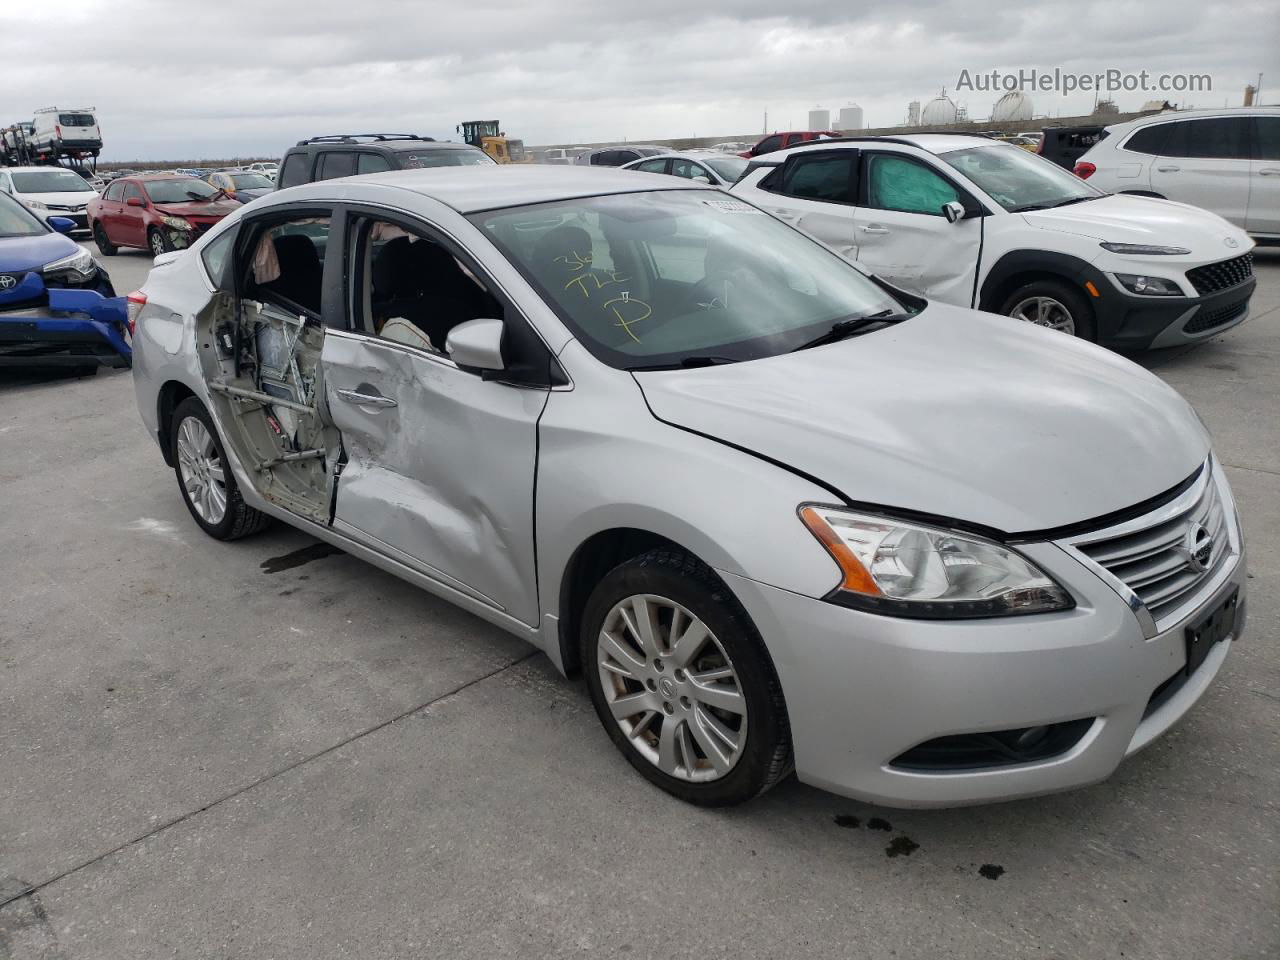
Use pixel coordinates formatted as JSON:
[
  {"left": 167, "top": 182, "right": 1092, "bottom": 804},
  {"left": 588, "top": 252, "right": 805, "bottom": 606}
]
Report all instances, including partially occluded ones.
[{"left": 320, "top": 329, "right": 548, "bottom": 626}]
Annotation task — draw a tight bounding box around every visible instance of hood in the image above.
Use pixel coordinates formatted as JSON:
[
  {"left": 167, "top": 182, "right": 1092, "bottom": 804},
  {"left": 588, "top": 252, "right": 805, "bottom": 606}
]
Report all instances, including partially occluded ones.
[
  {"left": 153, "top": 199, "right": 240, "bottom": 218},
  {"left": 17, "top": 190, "right": 98, "bottom": 207},
  {"left": 634, "top": 303, "right": 1208, "bottom": 534},
  {"left": 0, "top": 230, "right": 80, "bottom": 273},
  {"left": 1022, "top": 194, "right": 1252, "bottom": 257}
]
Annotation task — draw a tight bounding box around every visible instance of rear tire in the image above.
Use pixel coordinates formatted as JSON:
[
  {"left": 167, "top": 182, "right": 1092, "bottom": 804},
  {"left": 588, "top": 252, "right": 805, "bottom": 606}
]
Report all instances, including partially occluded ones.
[
  {"left": 999, "top": 278, "right": 1097, "bottom": 342},
  {"left": 582, "top": 549, "right": 792, "bottom": 806},
  {"left": 93, "top": 222, "right": 117, "bottom": 256},
  {"left": 170, "top": 397, "right": 270, "bottom": 541}
]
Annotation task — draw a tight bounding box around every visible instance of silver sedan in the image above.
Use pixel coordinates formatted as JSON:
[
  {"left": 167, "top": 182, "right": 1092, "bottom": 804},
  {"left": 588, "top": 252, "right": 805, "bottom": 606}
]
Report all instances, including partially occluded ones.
[
  {"left": 621, "top": 150, "right": 749, "bottom": 186},
  {"left": 130, "top": 166, "right": 1245, "bottom": 807}
]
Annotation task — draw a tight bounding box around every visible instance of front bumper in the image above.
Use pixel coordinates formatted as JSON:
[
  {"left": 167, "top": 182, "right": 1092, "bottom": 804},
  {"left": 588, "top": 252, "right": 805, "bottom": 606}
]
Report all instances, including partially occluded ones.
[
  {"left": 0, "top": 286, "right": 131, "bottom": 369},
  {"left": 1090, "top": 272, "right": 1256, "bottom": 351},
  {"left": 723, "top": 474, "right": 1246, "bottom": 807}
]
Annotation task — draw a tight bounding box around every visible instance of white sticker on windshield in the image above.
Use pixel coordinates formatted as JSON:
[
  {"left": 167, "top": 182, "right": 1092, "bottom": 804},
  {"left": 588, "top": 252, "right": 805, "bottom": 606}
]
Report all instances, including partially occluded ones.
[{"left": 702, "top": 198, "right": 764, "bottom": 214}]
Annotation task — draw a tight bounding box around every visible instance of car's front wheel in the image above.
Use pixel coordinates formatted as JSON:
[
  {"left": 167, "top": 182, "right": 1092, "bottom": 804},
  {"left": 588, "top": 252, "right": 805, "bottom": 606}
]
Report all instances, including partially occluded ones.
[
  {"left": 170, "top": 397, "right": 269, "bottom": 541},
  {"left": 148, "top": 228, "right": 170, "bottom": 257},
  {"left": 92, "top": 222, "right": 117, "bottom": 256},
  {"left": 582, "top": 549, "right": 792, "bottom": 806},
  {"left": 1000, "top": 278, "right": 1097, "bottom": 342}
]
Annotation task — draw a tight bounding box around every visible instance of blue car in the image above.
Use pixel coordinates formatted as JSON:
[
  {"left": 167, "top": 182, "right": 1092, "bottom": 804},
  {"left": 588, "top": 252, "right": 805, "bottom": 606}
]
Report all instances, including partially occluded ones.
[{"left": 0, "top": 190, "right": 130, "bottom": 372}]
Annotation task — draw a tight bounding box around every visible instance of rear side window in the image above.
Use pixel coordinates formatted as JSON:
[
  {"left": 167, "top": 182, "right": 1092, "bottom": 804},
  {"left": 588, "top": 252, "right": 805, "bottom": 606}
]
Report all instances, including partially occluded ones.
[
  {"left": 634, "top": 159, "right": 668, "bottom": 174},
  {"left": 1124, "top": 124, "right": 1171, "bottom": 156},
  {"left": 864, "top": 155, "right": 960, "bottom": 216},
  {"left": 753, "top": 135, "right": 783, "bottom": 155},
  {"left": 357, "top": 153, "right": 392, "bottom": 175},
  {"left": 245, "top": 217, "right": 332, "bottom": 317},
  {"left": 778, "top": 153, "right": 857, "bottom": 203},
  {"left": 200, "top": 229, "right": 237, "bottom": 289},
  {"left": 316, "top": 152, "right": 356, "bottom": 180},
  {"left": 278, "top": 152, "right": 308, "bottom": 188},
  {"left": 1161, "top": 118, "right": 1250, "bottom": 160},
  {"left": 1254, "top": 117, "right": 1280, "bottom": 161}
]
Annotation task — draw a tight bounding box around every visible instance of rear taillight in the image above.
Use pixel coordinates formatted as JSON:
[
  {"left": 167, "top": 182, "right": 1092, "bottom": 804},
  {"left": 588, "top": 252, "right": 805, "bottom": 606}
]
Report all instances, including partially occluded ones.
[
  {"left": 1073, "top": 161, "right": 1096, "bottom": 179},
  {"left": 126, "top": 290, "right": 146, "bottom": 335},
  {"left": 55, "top": 125, "right": 62, "bottom": 138}
]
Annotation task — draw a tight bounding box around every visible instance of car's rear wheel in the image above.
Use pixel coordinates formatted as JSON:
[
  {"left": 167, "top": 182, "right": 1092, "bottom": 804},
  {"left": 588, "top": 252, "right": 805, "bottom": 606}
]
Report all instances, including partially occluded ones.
[
  {"left": 148, "top": 228, "right": 170, "bottom": 257},
  {"left": 170, "top": 397, "right": 269, "bottom": 541},
  {"left": 1000, "top": 278, "right": 1096, "bottom": 342},
  {"left": 93, "top": 222, "right": 117, "bottom": 256},
  {"left": 582, "top": 549, "right": 792, "bottom": 806}
]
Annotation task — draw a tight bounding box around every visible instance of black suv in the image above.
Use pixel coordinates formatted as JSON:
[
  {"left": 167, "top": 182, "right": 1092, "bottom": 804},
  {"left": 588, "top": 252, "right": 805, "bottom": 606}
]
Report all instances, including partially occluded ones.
[{"left": 276, "top": 134, "right": 494, "bottom": 188}]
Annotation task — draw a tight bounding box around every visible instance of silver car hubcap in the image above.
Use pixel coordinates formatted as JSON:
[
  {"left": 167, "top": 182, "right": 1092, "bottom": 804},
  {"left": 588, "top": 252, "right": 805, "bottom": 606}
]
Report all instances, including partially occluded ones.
[
  {"left": 176, "top": 416, "right": 227, "bottom": 524},
  {"left": 151, "top": 233, "right": 165, "bottom": 255},
  {"left": 1009, "top": 295, "right": 1076, "bottom": 335},
  {"left": 597, "top": 594, "right": 747, "bottom": 782}
]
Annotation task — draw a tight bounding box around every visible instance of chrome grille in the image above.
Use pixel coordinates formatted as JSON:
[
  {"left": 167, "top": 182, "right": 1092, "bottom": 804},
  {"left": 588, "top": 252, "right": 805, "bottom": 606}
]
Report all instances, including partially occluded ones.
[{"left": 1068, "top": 468, "right": 1233, "bottom": 626}]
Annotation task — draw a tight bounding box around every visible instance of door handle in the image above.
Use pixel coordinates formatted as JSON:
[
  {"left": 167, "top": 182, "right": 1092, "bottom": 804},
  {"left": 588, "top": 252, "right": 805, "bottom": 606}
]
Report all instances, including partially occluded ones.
[
  {"left": 336, "top": 388, "right": 397, "bottom": 408},
  {"left": 859, "top": 224, "right": 889, "bottom": 234},
  {"left": 771, "top": 209, "right": 800, "bottom": 221},
  {"left": 1259, "top": 168, "right": 1280, "bottom": 176},
  {"left": 1156, "top": 165, "right": 1181, "bottom": 173}
]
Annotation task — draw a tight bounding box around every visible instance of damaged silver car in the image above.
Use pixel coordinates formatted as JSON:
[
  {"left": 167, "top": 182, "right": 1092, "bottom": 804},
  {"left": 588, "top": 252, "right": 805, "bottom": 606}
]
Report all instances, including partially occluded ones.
[{"left": 131, "top": 167, "right": 1244, "bottom": 807}]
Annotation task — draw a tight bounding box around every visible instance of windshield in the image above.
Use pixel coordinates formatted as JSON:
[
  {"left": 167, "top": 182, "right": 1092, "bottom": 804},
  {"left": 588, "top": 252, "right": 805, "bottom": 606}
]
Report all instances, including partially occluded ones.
[
  {"left": 0, "top": 191, "right": 47, "bottom": 237},
  {"left": 940, "top": 144, "right": 1100, "bottom": 212},
  {"left": 144, "top": 178, "right": 221, "bottom": 203},
  {"left": 231, "top": 173, "right": 273, "bottom": 189},
  {"left": 10, "top": 170, "right": 94, "bottom": 194},
  {"left": 471, "top": 191, "right": 903, "bottom": 369},
  {"left": 704, "top": 155, "right": 748, "bottom": 183},
  {"left": 405, "top": 149, "right": 495, "bottom": 168}
]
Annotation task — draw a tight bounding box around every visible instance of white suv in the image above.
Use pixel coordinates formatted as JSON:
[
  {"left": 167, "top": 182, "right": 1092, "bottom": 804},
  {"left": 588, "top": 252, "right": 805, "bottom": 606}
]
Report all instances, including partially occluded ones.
[
  {"left": 731, "top": 134, "right": 1257, "bottom": 350},
  {"left": 1074, "top": 107, "right": 1280, "bottom": 240}
]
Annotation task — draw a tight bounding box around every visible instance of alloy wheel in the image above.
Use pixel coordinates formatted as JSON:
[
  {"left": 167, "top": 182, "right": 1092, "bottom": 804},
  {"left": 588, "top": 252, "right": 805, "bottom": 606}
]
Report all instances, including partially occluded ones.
[
  {"left": 150, "top": 231, "right": 166, "bottom": 256},
  {"left": 596, "top": 594, "right": 748, "bottom": 782},
  {"left": 175, "top": 416, "right": 227, "bottom": 524},
  {"left": 1009, "top": 295, "right": 1076, "bottom": 335}
]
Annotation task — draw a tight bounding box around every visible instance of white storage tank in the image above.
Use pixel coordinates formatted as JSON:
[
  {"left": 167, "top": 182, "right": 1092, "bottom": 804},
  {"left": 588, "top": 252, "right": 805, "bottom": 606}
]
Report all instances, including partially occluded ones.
[
  {"left": 991, "top": 91, "right": 1034, "bottom": 122},
  {"left": 838, "top": 104, "right": 864, "bottom": 131},
  {"left": 920, "top": 91, "right": 958, "bottom": 126},
  {"left": 808, "top": 108, "right": 831, "bottom": 130}
]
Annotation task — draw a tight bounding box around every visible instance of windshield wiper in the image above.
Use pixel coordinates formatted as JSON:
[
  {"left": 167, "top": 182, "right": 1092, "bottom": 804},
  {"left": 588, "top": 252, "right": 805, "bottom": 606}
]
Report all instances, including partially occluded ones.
[
  {"left": 791, "top": 309, "right": 910, "bottom": 352},
  {"left": 631, "top": 355, "right": 739, "bottom": 371},
  {"left": 1048, "top": 195, "right": 1097, "bottom": 208},
  {"left": 1012, "top": 195, "right": 1096, "bottom": 213}
]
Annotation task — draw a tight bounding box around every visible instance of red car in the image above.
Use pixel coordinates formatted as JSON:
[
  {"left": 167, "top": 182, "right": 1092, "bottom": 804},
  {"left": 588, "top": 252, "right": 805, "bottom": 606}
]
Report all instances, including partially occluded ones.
[
  {"left": 88, "top": 174, "right": 240, "bottom": 257},
  {"left": 739, "top": 130, "right": 840, "bottom": 159}
]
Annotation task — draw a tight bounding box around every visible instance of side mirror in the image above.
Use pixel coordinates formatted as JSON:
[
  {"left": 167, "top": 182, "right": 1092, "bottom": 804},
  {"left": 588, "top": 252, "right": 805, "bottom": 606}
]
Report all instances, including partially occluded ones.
[
  {"left": 48, "top": 216, "right": 77, "bottom": 234},
  {"left": 942, "top": 201, "right": 966, "bottom": 223},
  {"left": 126, "top": 196, "right": 146, "bottom": 208},
  {"left": 692, "top": 175, "right": 712, "bottom": 184},
  {"left": 446, "top": 318, "right": 505, "bottom": 373}
]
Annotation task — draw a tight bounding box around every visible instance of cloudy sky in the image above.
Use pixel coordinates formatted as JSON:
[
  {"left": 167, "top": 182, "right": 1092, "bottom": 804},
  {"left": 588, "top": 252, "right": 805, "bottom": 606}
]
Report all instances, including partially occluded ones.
[{"left": 3, "top": 0, "right": 1276, "bottom": 160}]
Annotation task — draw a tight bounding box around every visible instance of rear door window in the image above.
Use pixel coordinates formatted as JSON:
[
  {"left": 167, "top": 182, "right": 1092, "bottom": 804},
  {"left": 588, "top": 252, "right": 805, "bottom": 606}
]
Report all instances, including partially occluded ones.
[
  {"left": 1162, "top": 118, "right": 1250, "bottom": 160},
  {"left": 357, "top": 153, "right": 392, "bottom": 175},
  {"left": 779, "top": 153, "right": 857, "bottom": 203},
  {"left": 753, "top": 135, "right": 783, "bottom": 155},
  {"left": 316, "top": 152, "right": 357, "bottom": 180},
  {"left": 278, "top": 153, "right": 309, "bottom": 188},
  {"left": 634, "top": 159, "right": 669, "bottom": 174},
  {"left": 1253, "top": 117, "right": 1280, "bottom": 161},
  {"left": 245, "top": 217, "right": 332, "bottom": 317},
  {"left": 863, "top": 154, "right": 960, "bottom": 216}
]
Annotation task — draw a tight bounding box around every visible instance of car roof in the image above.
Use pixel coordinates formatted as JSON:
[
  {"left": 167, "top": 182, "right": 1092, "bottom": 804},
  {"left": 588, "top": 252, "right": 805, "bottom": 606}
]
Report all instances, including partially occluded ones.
[
  {"left": 297, "top": 164, "right": 707, "bottom": 213},
  {"left": 132, "top": 173, "right": 202, "bottom": 181},
  {"left": 753, "top": 133, "right": 1010, "bottom": 164},
  {"left": 1105, "top": 105, "right": 1280, "bottom": 129},
  {"left": 626, "top": 151, "right": 733, "bottom": 162}
]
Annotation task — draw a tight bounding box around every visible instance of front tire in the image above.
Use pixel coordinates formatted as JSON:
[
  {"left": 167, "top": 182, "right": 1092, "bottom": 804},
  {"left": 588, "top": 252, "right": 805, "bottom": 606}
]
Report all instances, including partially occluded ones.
[
  {"left": 148, "top": 228, "right": 170, "bottom": 257},
  {"left": 582, "top": 549, "right": 792, "bottom": 806},
  {"left": 93, "top": 222, "right": 117, "bottom": 256},
  {"left": 170, "top": 397, "right": 269, "bottom": 541},
  {"left": 999, "top": 278, "right": 1097, "bottom": 342}
]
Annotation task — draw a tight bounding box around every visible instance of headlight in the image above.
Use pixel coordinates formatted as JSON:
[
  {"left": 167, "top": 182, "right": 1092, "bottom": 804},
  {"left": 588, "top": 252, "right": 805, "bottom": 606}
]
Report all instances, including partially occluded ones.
[
  {"left": 161, "top": 215, "right": 194, "bottom": 231},
  {"left": 24, "top": 199, "right": 48, "bottom": 210},
  {"left": 1113, "top": 273, "right": 1184, "bottom": 297},
  {"left": 41, "top": 247, "right": 98, "bottom": 281},
  {"left": 799, "top": 505, "right": 1074, "bottom": 618},
  {"left": 1100, "top": 242, "right": 1191, "bottom": 255}
]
